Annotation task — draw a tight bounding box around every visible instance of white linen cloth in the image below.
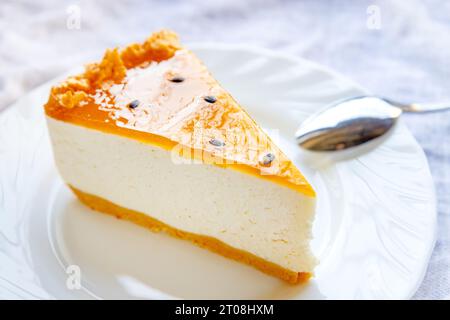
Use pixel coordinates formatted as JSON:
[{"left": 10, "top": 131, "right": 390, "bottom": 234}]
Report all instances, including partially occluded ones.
[{"left": 0, "top": 0, "right": 448, "bottom": 299}]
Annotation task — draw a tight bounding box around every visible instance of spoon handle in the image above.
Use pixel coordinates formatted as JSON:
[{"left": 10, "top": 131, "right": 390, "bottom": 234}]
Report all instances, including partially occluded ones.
[{"left": 383, "top": 99, "right": 450, "bottom": 113}]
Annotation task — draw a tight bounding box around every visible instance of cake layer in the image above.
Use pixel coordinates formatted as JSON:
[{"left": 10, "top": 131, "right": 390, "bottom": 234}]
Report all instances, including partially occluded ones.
[
  {"left": 47, "top": 117, "right": 317, "bottom": 275},
  {"left": 44, "top": 39, "right": 315, "bottom": 197}
]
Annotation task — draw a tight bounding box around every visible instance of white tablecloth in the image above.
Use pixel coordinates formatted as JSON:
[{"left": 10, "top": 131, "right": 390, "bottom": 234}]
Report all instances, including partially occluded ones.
[{"left": 1, "top": 0, "right": 448, "bottom": 299}]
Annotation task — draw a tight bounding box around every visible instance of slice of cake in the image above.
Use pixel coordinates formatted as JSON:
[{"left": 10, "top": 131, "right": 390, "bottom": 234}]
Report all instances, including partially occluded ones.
[{"left": 44, "top": 30, "right": 317, "bottom": 284}]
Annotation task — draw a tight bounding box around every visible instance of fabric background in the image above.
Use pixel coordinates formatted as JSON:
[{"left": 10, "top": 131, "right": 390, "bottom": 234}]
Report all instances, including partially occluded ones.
[{"left": 1, "top": 0, "right": 448, "bottom": 299}]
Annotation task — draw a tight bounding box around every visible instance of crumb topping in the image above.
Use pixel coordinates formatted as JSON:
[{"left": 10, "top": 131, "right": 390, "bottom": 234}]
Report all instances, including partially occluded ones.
[{"left": 45, "top": 29, "right": 180, "bottom": 109}]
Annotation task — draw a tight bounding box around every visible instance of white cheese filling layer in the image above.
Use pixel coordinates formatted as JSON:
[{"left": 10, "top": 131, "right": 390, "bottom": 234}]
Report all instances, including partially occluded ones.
[{"left": 47, "top": 117, "right": 317, "bottom": 272}]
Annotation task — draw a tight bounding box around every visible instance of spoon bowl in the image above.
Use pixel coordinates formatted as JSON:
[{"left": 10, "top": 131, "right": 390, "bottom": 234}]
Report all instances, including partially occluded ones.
[{"left": 295, "top": 97, "right": 402, "bottom": 151}]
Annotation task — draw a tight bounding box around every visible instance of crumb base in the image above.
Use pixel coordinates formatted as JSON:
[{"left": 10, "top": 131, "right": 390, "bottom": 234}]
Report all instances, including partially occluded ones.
[{"left": 70, "top": 185, "right": 311, "bottom": 284}]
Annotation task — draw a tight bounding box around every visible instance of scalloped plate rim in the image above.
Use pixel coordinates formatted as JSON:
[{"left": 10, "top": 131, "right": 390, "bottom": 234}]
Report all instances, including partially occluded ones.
[
  {"left": 0, "top": 43, "right": 437, "bottom": 300},
  {"left": 191, "top": 44, "right": 437, "bottom": 301}
]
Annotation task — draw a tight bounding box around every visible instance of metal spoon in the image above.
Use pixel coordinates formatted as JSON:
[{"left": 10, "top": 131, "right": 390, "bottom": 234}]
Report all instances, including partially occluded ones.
[{"left": 295, "top": 96, "right": 450, "bottom": 152}]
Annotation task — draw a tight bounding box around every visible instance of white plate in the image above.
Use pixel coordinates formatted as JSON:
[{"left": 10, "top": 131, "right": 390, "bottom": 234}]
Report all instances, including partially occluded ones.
[{"left": 0, "top": 44, "right": 436, "bottom": 300}]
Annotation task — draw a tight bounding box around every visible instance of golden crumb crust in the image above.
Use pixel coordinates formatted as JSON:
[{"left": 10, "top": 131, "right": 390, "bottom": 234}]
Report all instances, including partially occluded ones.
[{"left": 71, "top": 186, "right": 312, "bottom": 284}]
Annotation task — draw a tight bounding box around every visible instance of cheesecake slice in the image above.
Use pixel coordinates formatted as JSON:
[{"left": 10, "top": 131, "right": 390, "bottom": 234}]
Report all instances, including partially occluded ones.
[{"left": 44, "top": 30, "right": 317, "bottom": 284}]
